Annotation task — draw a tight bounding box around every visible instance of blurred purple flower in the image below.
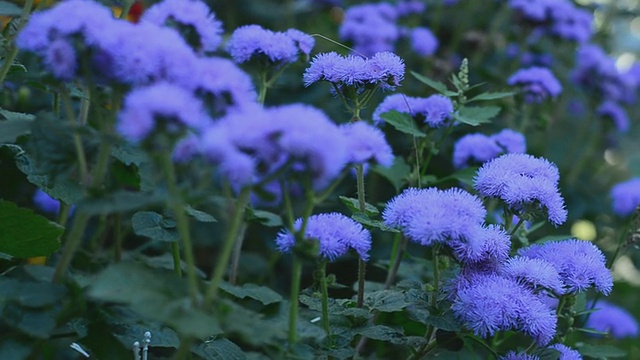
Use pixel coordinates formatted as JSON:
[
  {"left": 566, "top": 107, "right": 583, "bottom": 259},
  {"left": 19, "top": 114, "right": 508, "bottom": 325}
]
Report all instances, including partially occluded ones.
[
  {"left": 44, "top": 39, "right": 77, "bottom": 80},
  {"left": 340, "top": 122, "right": 393, "bottom": 167},
  {"left": 571, "top": 45, "right": 630, "bottom": 103},
  {"left": 548, "top": 1, "right": 593, "bottom": 44},
  {"left": 395, "top": 0, "right": 426, "bottom": 16},
  {"left": 596, "top": 101, "right": 629, "bottom": 133},
  {"left": 474, "top": 153, "right": 567, "bottom": 226},
  {"left": 453, "top": 134, "right": 502, "bottom": 169},
  {"left": 508, "top": 67, "right": 562, "bottom": 103},
  {"left": 518, "top": 239, "right": 613, "bottom": 295},
  {"left": 117, "top": 82, "right": 211, "bottom": 143},
  {"left": 285, "top": 29, "right": 315, "bottom": 56},
  {"left": 33, "top": 189, "right": 61, "bottom": 215},
  {"left": 414, "top": 94, "right": 454, "bottom": 127},
  {"left": 226, "top": 24, "right": 300, "bottom": 65},
  {"left": 339, "top": 3, "right": 399, "bottom": 57},
  {"left": 508, "top": 0, "right": 552, "bottom": 22},
  {"left": 452, "top": 274, "right": 557, "bottom": 345},
  {"left": 491, "top": 129, "right": 527, "bottom": 153},
  {"left": 275, "top": 212, "right": 372, "bottom": 261},
  {"left": 610, "top": 177, "right": 640, "bottom": 216},
  {"left": 586, "top": 300, "right": 639, "bottom": 339},
  {"left": 549, "top": 344, "right": 583, "bottom": 360},
  {"left": 408, "top": 27, "right": 438, "bottom": 57},
  {"left": 141, "top": 0, "right": 223, "bottom": 53}
]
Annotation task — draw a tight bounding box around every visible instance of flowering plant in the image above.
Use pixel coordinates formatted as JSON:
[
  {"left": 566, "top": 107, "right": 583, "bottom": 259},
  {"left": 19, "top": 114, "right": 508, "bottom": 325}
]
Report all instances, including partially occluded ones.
[{"left": 0, "top": 0, "right": 639, "bottom": 359}]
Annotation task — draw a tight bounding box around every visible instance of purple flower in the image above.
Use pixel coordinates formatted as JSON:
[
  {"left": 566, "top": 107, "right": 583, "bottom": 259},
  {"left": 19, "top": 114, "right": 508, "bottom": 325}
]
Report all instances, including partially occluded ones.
[
  {"left": 141, "top": 0, "right": 223, "bottom": 53},
  {"left": 395, "top": 0, "right": 426, "bottom": 16},
  {"left": 339, "top": 3, "right": 399, "bottom": 57},
  {"left": 285, "top": 29, "right": 315, "bottom": 56},
  {"left": 408, "top": 27, "right": 438, "bottom": 57},
  {"left": 200, "top": 122, "right": 259, "bottom": 185},
  {"left": 491, "top": 129, "right": 527, "bottom": 153},
  {"left": 518, "top": 239, "right": 613, "bottom": 295},
  {"left": 226, "top": 24, "right": 299, "bottom": 65},
  {"left": 304, "top": 51, "right": 405, "bottom": 91},
  {"left": 340, "top": 122, "right": 393, "bottom": 167},
  {"left": 44, "top": 38, "right": 77, "bottom": 80},
  {"left": 452, "top": 274, "right": 557, "bottom": 345},
  {"left": 499, "top": 352, "right": 539, "bottom": 360},
  {"left": 117, "top": 82, "right": 211, "bottom": 143},
  {"left": 508, "top": 67, "right": 562, "bottom": 103},
  {"left": 509, "top": 0, "right": 552, "bottom": 22},
  {"left": 190, "top": 57, "right": 258, "bottom": 114},
  {"left": 571, "top": 45, "right": 629, "bottom": 102},
  {"left": 597, "top": 101, "right": 629, "bottom": 133},
  {"left": 449, "top": 225, "right": 511, "bottom": 264},
  {"left": 413, "top": 94, "right": 454, "bottom": 127},
  {"left": 586, "top": 300, "right": 639, "bottom": 339},
  {"left": 501, "top": 257, "right": 565, "bottom": 295},
  {"left": 453, "top": 134, "right": 502, "bottom": 169},
  {"left": 372, "top": 93, "right": 413, "bottom": 124},
  {"left": 474, "top": 153, "right": 567, "bottom": 226},
  {"left": 610, "top": 178, "right": 640, "bottom": 216},
  {"left": 548, "top": 2, "right": 593, "bottom": 44},
  {"left": 275, "top": 213, "right": 372, "bottom": 261},
  {"left": 33, "top": 189, "right": 61, "bottom": 215},
  {"left": 548, "top": 344, "right": 583, "bottom": 360}
]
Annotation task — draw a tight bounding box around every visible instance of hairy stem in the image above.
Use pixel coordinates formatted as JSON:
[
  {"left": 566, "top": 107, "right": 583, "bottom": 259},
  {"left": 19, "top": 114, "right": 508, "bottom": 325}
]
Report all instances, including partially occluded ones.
[
  {"left": 319, "top": 260, "right": 331, "bottom": 342},
  {"left": 0, "top": 0, "right": 34, "bottom": 84}
]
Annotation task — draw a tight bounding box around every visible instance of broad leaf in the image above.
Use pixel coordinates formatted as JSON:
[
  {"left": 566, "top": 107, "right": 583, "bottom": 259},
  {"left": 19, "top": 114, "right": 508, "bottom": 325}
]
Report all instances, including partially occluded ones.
[
  {"left": 467, "top": 91, "right": 514, "bottom": 103},
  {"left": 372, "top": 156, "right": 410, "bottom": 192},
  {"left": 185, "top": 205, "right": 217, "bottom": 223},
  {"left": 354, "top": 325, "right": 404, "bottom": 341},
  {"left": 0, "top": 109, "right": 34, "bottom": 143},
  {"left": 192, "top": 339, "right": 245, "bottom": 360},
  {"left": 453, "top": 106, "right": 501, "bottom": 126},
  {"left": 411, "top": 71, "right": 457, "bottom": 96},
  {"left": 339, "top": 196, "right": 379, "bottom": 216},
  {"left": 219, "top": 282, "right": 282, "bottom": 305},
  {"left": 0, "top": 277, "right": 67, "bottom": 308},
  {"left": 0, "top": 200, "right": 63, "bottom": 258},
  {"left": 78, "top": 190, "right": 165, "bottom": 215},
  {"left": 364, "top": 290, "right": 409, "bottom": 312},
  {"left": 577, "top": 344, "right": 627, "bottom": 358},
  {"left": 245, "top": 208, "right": 282, "bottom": 227},
  {"left": 131, "top": 211, "right": 179, "bottom": 243},
  {"left": 351, "top": 213, "right": 399, "bottom": 233},
  {"left": 380, "top": 110, "right": 426, "bottom": 137}
]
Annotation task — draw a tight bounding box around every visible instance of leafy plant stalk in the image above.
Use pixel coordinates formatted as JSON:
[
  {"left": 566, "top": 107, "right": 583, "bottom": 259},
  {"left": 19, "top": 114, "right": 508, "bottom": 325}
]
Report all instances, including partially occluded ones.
[{"left": 0, "top": 0, "right": 34, "bottom": 84}]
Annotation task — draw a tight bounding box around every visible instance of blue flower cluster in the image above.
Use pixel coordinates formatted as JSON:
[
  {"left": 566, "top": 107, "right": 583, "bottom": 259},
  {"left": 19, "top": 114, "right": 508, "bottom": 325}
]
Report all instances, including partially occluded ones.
[
  {"left": 507, "top": 67, "right": 562, "bottom": 103},
  {"left": 373, "top": 93, "right": 454, "bottom": 128},
  {"left": 609, "top": 177, "right": 640, "bottom": 217},
  {"left": 453, "top": 129, "right": 526, "bottom": 169},
  {"left": 508, "top": 0, "right": 593, "bottom": 44}
]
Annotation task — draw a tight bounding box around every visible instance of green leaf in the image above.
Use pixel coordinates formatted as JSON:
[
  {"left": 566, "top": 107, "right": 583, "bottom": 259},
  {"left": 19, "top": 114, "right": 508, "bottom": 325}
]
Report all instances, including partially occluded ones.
[
  {"left": 467, "top": 91, "right": 514, "bottom": 103},
  {"left": 0, "top": 339, "right": 31, "bottom": 360},
  {"left": 351, "top": 212, "right": 399, "bottom": 233},
  {"left": 0, "top": 109, "right": 35, "bottom": 143},
  {"left": 185, "top": 205, "right": 217, "bottom": 223},
  {"left": 573, "top": 327, "right": 609, "bottom": 335},
  {"left": 422, "top": 312, "right": 462, "bottom": 332},
  {"left": 131, "top": 211, "right": 179, "bottom": 243},
  {"left": 0, "top": 200, "right": 63, "bottom": 258},
  {"left": 2, "top": 303, "right": 58, "bottom": 338},
  {"left": 372, "top": 156, "right": 410, "bottom": 192},
  {"left": 78, "top": 190, "right": 165, "bottom": 215},
  {"left": 192, "top": 339, "right": 245, "bottom": 360},
  {"left": 354, "top": 325, "right": 404, "bottom": 341},
  {"left": 364, "top": 290, "right": 409, "bottom": 312},
  {"left": 435, "top": 329, "right": 464, "bottom": 351},
  {"left": 411, "top": 71, "right": 457, "bottom": 96},
  {"left": 380, "top": 110, "right": 426, "bottom": 137},
  {"left": 533, "top": 348, "right": 561, "bottom": 360},
  {"left": 339, "top": 196, "right": 379, "bottom": 216},
  {"left": 245, "top": 208, "right": 282, "bottom": 227},
  {"left": 88, "top": 262, "right": 221, "bottom": 339},
  {"left": 0, "top": 1, "right": 22, "bottom": 16},
  {"left": 219, "top": 282, "right": 282, "bottom": 305},
  {"left": 577, "top": 344, "right": 627, "bottom": 358},
  {"left": 453, "top": 106, "right": 501, "bottom": 126},
  {"left": 0, "top": 277, "right": 67, "bottom": 308}
]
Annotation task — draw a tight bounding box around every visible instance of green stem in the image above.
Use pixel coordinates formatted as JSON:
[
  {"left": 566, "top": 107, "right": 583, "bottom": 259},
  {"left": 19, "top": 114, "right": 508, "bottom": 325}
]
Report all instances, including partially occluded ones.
[
  {"left": 114, "top": 214, "right": 123, "bottom": 262},
  {"left": 258, "top": 72, "right": 268, "bottom": 105},
  {"left": 229, "top": 223, "right": 248, "bottom": 285},
  {"left": 119, "top": 0, "right": 134, "bottom": 20},
  {"left": 355, "top": 164, "right": 367, "bottom": 308},
  {"left": 288, "top": 255, "right": 303, "bottom": 346},
  {"left": 319, "top": 260, "right": 331, "bottom": 341},
  {"left": 509, "top": 216, "right": 527, "bottom": 237},
  {"left": 60, "top": 90, "right": 89, "bottom": 187},
  {"left": 384, "top": 234, "right": 406, "bottom": 289},
  {"left": 160, "top": 153, "right": 198, "bottom": 303},
  {"left": 204, "top": 187, "right": 251, "bottom": 306},
  {"left": 0, "top": 0, "right": 34, "bottom": 85},
  {"left": 52, "top": 212, "right": 91, "bottom": 282}
]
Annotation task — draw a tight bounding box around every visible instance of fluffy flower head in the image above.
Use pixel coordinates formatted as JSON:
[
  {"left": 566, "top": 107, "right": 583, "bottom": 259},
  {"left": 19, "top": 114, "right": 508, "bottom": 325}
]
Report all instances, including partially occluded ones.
[
  {"left": 508, "top": 67, "right": 562, "bottom": 103},
  {"left": 610, "top": 178, "right": 640, "bottom": 216}
]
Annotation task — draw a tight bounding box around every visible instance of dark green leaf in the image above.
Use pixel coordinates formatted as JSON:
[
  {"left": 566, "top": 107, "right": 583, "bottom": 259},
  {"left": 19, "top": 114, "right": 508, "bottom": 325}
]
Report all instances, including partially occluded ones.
[
  {"left": 339, "top": 196, "right": 379, "bottom": 216},
  {"left": 0, "top": 339, "right": 31, "bottom": 360},
  {"left": 435, "top": 329, "right": 464, "bottom": 351},
  {"left": 0, "top": 200, "right": 63, "bottom": 258},
  {"left": 351, "top": 212, "right": 400, "bottom": 233},
  {"left": 78, "top": 190, "right": 165, "bottom": 215},
  {"left": 433, "top": 166, "right": 478, "bottom": 187},
  {"left": 372, "top": 156, "right": 410, "bottom": 192},
  {"left": 573, "top": 327, "right": 609, "bottom": 335},
  {"left": 577, "top": 344, "right": 627, "bottom": 358},
  {"left": 131, "top": 211, "right": 178, "bottom": 242},
  {"left": 88, "top": 262, "right": 221, "bottom": 339},
  {"left": 2, "top": 303, "right": 58, "bottom": 338},
  {"left": 0, "top": 111, "right": 34, "bottom": 143},
  {"left": 363, "top": 290, "right": 409, "bottom": 312},
  {"left": 533, "top": 347, "right": 561, "bottom": 360},
  {"left": 245, "top": 208, "right": 282, "bottom": 227},
  {"left": 411, "top": 71, "right": 457, "bottom": 96},
  {"left": 192, "top": 339, "right": 245, "bottom": 360},
  {"left": 185, "top": 205, "right": 217, "bottom": 223},
  {"left": 467, "top": 91, "right": 514, "bottom": 103},
  {"left": 0, "top": 2, "right": 22, "bottom": 17},
  {"left": 0, "top": 277, "right": 67, "bottom": 308},
  {"left": 453, "top": 106, "right": 501, "bottom": 126},
  {"left": 354, "top": 325, "right": 404, "bottom": 341},
  {"left": 422, "top": 312, "right": 461, "bottom": 332},
  {"left": 219, "top": 282, "right": 282, "bottom": 305},
  {"left": 380, "top": 110, "right": 426, "bottom": 137}
]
